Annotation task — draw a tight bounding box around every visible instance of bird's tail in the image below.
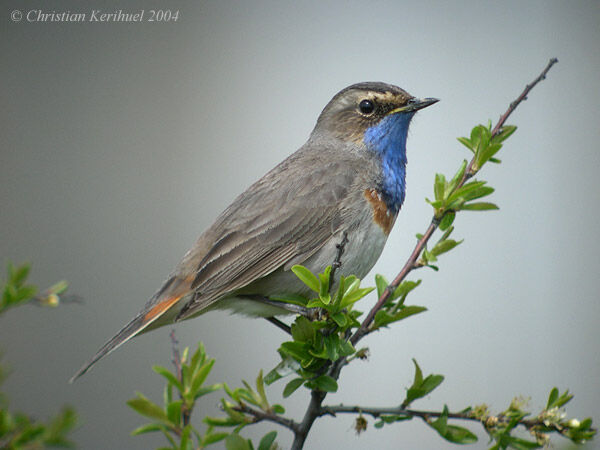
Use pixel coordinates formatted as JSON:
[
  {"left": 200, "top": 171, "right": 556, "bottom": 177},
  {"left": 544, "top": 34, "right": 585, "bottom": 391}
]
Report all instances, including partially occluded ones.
[{"left": 69, "top": 277, "right": 189, "bottom": 383}]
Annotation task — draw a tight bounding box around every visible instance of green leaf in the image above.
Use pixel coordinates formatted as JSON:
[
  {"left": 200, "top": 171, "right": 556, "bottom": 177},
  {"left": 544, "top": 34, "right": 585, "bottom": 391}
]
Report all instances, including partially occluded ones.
[
  {"left": 47, "top": 280, "right": 69, "bottom": 296},
  {"left": 153, "top": 365, "right": 183, "bottom": 392},
  {"left": 180, "top": 424, "right": 192, "bottom": 449},
  {"left": 190, "top": 359, "right": 215, "bottom": 399},
  {"left": 430, "top": 239, "right": 463, "bottom": 257},
  {"left": 10, "top": 263, "right": 31, "bottom": 286},
  {"left": 203, "top": 416, "right": 245, "bottom": 427},
  {"left": 339, "top": 287, "right": 374, "bottom": 309},
  {"left": 307, "top": 375, "right": 338, "bottom": 392},
  {"left": 457, "top": 136, "right": 475, "bottom": 152},
  {"left": 403, "top": 360, "right": 444, "bottom": 407},
  {"left": 501, "top": 435, "right": 542, "bottom": 449},
  {"left": 375, "top": 274, "right": 389, "bottom": 298},
  {"left": 493, "top": 125, "right": 517, "bottom": 143},
  {"left": 306, "top": 298, "right": 326, "bottom": 308},
  {"left": 193, "top": 383, "right": 222, "bottom": 398},
  {"left": 291, "top": 316, "right": 316, "bottom": 343},
  {"left": 460, "top": 202, "right": 499, "bottom": 211},
  {"left": 342, "top": 277, "right": 360, "bottom": 298},
  {"left": 190, "top": 342, "right": 206, "bottom": 372},
  {"left": 434, "top": 173, "right": 446, "bottom": 202},
  {"left": 280, "top": 341, "right": 312, "bottom": 363},
  {"left": 425, "top": 198, "right": 443, "bottom": 209},
  {"left": 390, "top": 280, "right": 422, "bottom": 305},
  {"left": 546, "top": 387, "right": 558, "bottom": 409},
  {"left": 265, "top": 356, "right": 301, "bottom": 385},
  {"left": 429, "top": 406, "right": 478, "bottom": 444},
  {"left": 438, "top": 211, "right": 455, "bottom": 231},
  {"left": 255, "top": 370, "right": 268, "bottom": 408},
  {"left": 131, "top": 423, "right": 163, "bottom": 436},
  {"left": 291, "top": 265, "right": 320, "bottom": 292},
  {"left": 331, "top": 312, "right": 347, "bottom": 327},
  {"left": 225, "top": 433, "right": 252, "bottom": 450},
  {"left": 258, "top": 431, "right": 277, "bottom": 450},
  {"left": 446, "top": 160, "right": 468, "bottom": 196},
  {"left": 448, "top": 180, "right": 492, "bottom": 205},
  {"left": 339, "top": 339, "right": 355, "bottom": 357},
  {"left": 202, "top": 431, "right": 229, "bottom": 445},
  {"left": 545, "top": 387, "right": 572, "bottom": 409},
  {"left": 318, "top": 266, "right": 331, "bottom": 301},
  {"left": 272, "top": 404, "right": 285, "bottom": 414},
  {"left": 127, "top": 393, "right": 169, "bottom": 423},
  {"left": 283, "top": 378, "right": 304, "bottom": 398},
  {"left": 166, "top": 400, "right": 182, "bottom": 426},
  {"left": 374, "top": 305, "right": 427, "bottom": 328},
  {"left": 16, "top": 285, "right": 38, "bottom": 302}
]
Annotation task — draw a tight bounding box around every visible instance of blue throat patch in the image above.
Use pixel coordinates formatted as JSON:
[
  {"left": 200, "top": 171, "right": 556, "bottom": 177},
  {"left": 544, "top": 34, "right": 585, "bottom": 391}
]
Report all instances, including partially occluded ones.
[{"left": 363, "top": 112, "right": 414, "bottom": 213}]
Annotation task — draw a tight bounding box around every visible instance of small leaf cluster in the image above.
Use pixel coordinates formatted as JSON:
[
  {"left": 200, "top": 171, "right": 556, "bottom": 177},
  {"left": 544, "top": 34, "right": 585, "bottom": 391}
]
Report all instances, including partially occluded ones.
[
  {"left": 457, "top": 123, "right": 516, "bottom": 172},
  {"left": 373, "top": 360, "right": 476, "bottom": 445},
  {"left": 0, "top": 405, "right": 77, "bottom": 449},
  {"left": 222, "top": 431, "right": 278, "bottom": 450},
  {"left": 205, "top": 372, "right": 281, "bottom": 450},
  {"left": 426, "top": 161, "right": 498, "bottom": 224},
  {"left": 2, "top": 263, "right": 38, "bottom": 314},
  {"left": 372, "top": 276, "right": 426, "bottom": 329},
  {"left": 422, "top": 123, "right": 516, "bottom": 270},
  {"left": 128, "top": 343, "right": 225, "bottom": 449},
  {"left": 265, "top": 266, "right": 375, "bottom": 396},
  {"left": 429, "top": 406, "right": 478, "bottom": 445},
  {"left": 483, "top": 388, "right": 596, "bottom": 449},
  {"left": 417, "top": 226, "right": 463, "bottom": 271},
  {"left": 0, "top": 262, "right": 78, "bottom": 448},
  {"left": 1, "top": 262, "right": 70, "bottom": 315}
]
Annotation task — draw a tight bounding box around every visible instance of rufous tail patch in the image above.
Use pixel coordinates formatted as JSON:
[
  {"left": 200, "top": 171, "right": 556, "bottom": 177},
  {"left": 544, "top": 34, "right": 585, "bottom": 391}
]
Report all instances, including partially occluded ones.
[{"left": 143, "top": 295, "right": 182, "bottom": 321}]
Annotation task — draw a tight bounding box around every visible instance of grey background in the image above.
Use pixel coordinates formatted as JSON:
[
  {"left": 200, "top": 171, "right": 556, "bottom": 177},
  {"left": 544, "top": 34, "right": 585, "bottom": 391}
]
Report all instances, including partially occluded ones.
[{"left": 1, "top": 1, "right": 599, "bottom": 449}]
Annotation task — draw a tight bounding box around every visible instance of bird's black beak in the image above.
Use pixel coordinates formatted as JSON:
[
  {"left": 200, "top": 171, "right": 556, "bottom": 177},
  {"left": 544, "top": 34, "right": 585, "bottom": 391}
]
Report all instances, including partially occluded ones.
[
  {"left": 409, "top": 97, "right": 439, "bottom": 111},
  {"left": 387, "top": 97, "right": 439, "bottom": 115}
]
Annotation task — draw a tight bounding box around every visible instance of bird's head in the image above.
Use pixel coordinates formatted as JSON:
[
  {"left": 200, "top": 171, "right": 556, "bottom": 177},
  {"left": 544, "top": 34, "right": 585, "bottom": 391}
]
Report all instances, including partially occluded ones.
[
  {"left": 312, "top": 81, "right": 438, "bottom": 147},
  {"left": 312, "top": 82, "right": 438, "bottom": 212}
]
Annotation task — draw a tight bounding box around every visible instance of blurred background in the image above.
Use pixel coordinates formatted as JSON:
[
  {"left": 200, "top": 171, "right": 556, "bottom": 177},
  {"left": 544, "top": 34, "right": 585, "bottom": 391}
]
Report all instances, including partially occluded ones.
[{"left": 1, "top": 1, "right": 599, "bottom": 448}]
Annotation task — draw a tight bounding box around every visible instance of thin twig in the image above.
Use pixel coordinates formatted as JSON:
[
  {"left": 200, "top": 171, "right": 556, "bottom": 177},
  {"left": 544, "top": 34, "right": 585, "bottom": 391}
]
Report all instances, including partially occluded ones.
[
  {"left": 320, "top": 403, "right": 595, "bottom": 436},
  {"left": 170, "top": 329, "right": 182, "bottom": 382},
  {"left": 350, "top": 58, "right": 558, "bottom": 346},
  {"left": 491, "top": 58, "right": 558, "bottom": 137},
  {"left": 233, "top": 403, "right": 300, "bottom": 433}
]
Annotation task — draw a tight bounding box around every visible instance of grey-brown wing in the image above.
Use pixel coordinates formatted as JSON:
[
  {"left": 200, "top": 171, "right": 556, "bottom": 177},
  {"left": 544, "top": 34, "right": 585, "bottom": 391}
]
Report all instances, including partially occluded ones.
[{"left": 175, "top": 151, "right": 364, "bottom": 319}]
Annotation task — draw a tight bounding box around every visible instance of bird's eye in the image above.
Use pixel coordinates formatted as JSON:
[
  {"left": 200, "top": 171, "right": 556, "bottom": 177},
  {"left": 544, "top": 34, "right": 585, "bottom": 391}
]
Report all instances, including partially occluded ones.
[{"left": 358, "top": 99, "right": 375, "bottom": 115}]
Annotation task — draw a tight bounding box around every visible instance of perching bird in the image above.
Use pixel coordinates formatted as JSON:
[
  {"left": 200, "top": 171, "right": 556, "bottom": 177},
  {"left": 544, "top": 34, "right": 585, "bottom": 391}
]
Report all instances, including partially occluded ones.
[{"left": 70, "top": 82, "right": 438, "bottom": 382}]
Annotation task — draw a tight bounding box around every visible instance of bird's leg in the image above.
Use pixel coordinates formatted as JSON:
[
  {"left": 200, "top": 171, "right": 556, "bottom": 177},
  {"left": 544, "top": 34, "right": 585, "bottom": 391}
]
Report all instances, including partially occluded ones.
[{"left": 265, "top": 317, "right": 291, "bottom": 335}]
